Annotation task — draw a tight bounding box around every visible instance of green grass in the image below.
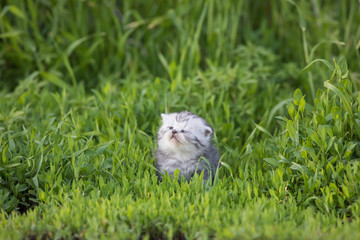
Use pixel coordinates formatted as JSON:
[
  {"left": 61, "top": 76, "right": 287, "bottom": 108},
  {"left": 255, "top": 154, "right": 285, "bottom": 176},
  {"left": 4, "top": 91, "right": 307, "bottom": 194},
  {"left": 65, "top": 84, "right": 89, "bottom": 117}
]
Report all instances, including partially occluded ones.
[{"left": 1, "top": 0, "right": 360, "bottom": 239}]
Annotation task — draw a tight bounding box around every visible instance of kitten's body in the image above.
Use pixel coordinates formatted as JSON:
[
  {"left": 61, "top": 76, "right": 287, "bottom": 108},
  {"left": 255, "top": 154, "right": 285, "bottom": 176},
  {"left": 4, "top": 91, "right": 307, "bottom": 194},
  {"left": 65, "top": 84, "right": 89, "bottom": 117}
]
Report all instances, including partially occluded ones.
[{"left": 155, "top": 111, "right": 220, "bottom": 181}]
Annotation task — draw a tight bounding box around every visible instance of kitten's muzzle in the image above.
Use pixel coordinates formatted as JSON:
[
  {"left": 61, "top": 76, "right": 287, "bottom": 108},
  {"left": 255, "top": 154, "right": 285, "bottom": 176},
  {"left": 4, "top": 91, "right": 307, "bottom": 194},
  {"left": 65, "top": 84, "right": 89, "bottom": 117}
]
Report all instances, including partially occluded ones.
[{"left": 172, "top": 129, "right": 178, "bottom": 134}]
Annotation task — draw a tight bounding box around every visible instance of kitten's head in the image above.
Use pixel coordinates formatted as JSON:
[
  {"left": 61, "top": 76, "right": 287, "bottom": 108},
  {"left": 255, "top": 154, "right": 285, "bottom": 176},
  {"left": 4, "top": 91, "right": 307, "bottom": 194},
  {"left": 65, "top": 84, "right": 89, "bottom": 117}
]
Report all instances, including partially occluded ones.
[{"left": 157, "top": 111, "right": 213, "bottom": 155}]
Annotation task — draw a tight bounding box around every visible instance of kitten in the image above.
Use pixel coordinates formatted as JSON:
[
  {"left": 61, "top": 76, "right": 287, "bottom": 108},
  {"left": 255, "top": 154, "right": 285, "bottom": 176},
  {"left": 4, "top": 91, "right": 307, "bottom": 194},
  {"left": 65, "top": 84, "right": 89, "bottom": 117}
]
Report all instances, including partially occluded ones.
[{"left": 155, "top": 111, "right": 220, "bottom": 182}]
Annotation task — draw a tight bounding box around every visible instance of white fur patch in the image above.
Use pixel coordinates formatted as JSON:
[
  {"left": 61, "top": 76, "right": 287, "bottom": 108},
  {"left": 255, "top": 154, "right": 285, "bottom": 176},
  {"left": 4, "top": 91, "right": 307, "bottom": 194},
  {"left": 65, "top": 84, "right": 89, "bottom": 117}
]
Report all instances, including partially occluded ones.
[{"left": 156, "top": 111, "right": 214, "bottom": 180}]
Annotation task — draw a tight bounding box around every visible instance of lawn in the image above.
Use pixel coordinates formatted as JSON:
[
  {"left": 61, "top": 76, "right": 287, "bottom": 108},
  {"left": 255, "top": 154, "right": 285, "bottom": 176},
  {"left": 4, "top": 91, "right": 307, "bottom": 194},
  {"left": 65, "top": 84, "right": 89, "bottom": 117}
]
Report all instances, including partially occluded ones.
[{"left": 1, "top": 0, "right": 360, "bottom": 239}]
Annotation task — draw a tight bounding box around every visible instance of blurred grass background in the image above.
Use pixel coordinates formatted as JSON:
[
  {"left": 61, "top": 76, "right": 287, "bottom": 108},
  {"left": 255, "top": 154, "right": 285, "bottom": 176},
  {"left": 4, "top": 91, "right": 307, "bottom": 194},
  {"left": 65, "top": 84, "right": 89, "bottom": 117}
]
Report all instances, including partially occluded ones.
[
  {"left": 1, "top": 0, "right": 359, "bottom": 90},
  {"left": 1, "top": 0, "right": 360, "bottom": 239}
]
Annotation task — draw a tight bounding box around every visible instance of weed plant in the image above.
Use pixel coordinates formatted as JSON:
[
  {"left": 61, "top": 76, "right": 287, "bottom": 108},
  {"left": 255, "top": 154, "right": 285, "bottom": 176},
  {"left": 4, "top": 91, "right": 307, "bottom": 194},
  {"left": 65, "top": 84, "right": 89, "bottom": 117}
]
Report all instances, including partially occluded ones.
[{"left": 1, "top": 0, "right": 360, "bottom": 239}]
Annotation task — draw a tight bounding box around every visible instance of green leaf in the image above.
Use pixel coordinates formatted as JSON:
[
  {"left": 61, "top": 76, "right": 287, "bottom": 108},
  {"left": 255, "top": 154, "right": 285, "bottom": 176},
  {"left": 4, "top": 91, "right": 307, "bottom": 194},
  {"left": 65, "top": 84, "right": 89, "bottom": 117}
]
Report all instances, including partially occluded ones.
[
  {"left": 2, "top": 145, "right": 8, "bottom": 164},
  {"left": 4, "top": 163, "right": 21, "bottom": 168},
  {"left": 254, "top": 123, "right": 272, "bottom": 137},
  {"left": 318, "top": 125, "right": 326, "bottom": 145},
  {"left": 266, "top": 98, "right": 293, "bottom": 128},
  {"left": 293, "top": 89, "right": 303, "bottom": 106},
  {"left": 0, "top": 30, "right": 22, "bottom": 39},
  {"left": 220, "top": 161, "right": 233, "bottom": 179},
  {"left": 32, "top": 176, "right": 39, "bottom": 193},
  {"left": 300, "top": 147, "right": 308, "bottom": 159},
  {"left": 9, "top": 5, "right": 26, "bottom": 19},
  {"left": 39, "top": 190, "right": 46, "bottom": 201},
  {"left": 89, "top": 141, "right": 114, "bottom": 157},
  {"left": 287, "top": 103, "right": 296, "bottom": 119},
  {"left": 158, "top": 53, "right": 169, "bottom": 76},
  {"left": 290, "top": 163, "right": 307, "bottom": 174},
  {"left": 299, "top": 97, "right": 306, "bottom": 113},
  {"left": 306, "top": 128, "right": 322, "bottom": 147},
  {"left": 298, "top": 59, "right": 334, "bottom": 76},
  {"left": 173, "top": 169, "right": 180, "bottom": 180},
  {"left": 342, "top": 185, "right": 350, "bottom": 199},
  {"left": 264, "top": 158, "right": 280, "bottom": 167},
  {"left": 66, "top": 36, "right": 90, "bottom": 57},
  {"left": 325, "top": 80, "right": 360, "bottom": 136},
  {"left": 40, "top": 72, "right": 71, "bottom": 91},
  {"left": 287, "top": 120, "right": 296, "bottom": 140}
]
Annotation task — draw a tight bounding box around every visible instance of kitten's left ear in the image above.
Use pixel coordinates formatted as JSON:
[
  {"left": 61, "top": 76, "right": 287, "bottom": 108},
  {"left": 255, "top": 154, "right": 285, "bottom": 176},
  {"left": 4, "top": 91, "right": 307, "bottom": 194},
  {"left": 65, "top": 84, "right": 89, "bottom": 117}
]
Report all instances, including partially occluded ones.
[{"left": 204, "top": 126, "right": 213, "bottom": 137}]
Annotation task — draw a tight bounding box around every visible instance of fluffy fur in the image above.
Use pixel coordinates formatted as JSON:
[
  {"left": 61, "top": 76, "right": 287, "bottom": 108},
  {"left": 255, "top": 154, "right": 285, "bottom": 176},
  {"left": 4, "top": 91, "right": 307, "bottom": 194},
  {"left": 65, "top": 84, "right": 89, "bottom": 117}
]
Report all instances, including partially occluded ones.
[{"left": 155, "top": 111, "right": 220, "bottom": 181}]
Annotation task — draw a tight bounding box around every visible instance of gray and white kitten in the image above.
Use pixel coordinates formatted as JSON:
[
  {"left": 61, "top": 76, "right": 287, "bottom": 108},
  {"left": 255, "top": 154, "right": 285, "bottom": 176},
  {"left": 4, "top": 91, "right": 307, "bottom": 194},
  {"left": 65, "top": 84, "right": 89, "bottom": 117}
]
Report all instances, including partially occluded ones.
[{"left": 155, "top": 111, "right": 220, "bottom": 182}]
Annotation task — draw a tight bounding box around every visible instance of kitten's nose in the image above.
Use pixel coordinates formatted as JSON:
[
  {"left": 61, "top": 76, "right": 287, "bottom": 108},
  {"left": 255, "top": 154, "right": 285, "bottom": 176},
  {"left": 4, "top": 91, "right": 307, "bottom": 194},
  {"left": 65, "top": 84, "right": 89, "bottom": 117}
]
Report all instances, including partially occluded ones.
[{"left": 172, "top": 129, "right": 177, "bottom": 134}]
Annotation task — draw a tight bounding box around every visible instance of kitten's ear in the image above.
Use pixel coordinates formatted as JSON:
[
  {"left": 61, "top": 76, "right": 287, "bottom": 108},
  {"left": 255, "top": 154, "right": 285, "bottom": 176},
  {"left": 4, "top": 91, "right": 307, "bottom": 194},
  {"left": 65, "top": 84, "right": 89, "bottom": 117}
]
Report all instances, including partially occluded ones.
[
  {"left": 204, "top": 126, "right": 213, "bottom": 137},
  {"left": 161, "top": 113, "right": 168, "bottom": 122}
]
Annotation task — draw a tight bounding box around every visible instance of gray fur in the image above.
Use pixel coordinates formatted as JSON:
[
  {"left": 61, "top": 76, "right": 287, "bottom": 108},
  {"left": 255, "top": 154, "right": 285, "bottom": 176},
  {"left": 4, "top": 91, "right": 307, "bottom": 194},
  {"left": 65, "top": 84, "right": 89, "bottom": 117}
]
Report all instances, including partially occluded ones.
[{"left": 155, "top": 111, "right": 220, "bottom": 182}]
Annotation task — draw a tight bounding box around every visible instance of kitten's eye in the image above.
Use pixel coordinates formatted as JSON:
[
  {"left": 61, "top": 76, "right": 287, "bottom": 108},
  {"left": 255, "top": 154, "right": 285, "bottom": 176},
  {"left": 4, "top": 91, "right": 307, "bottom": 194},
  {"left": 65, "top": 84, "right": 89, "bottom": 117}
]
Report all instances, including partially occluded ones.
[
  {"left": 169, "top": 127, "right": 173, "bottom": 130},
  {"left": 180, "top": 130, "right": 185, "bottom": 133}
]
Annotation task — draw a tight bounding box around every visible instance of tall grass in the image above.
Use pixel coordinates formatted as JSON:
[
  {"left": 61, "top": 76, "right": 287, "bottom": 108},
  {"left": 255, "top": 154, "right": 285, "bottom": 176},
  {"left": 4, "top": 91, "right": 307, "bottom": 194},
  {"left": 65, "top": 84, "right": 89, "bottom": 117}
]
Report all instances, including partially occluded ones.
[
  {"left": 1, "top": 1, "right": 359, "bottom": 89},
  {"left": 1, "top": 0, "right": 360, "bottom": 239}
]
